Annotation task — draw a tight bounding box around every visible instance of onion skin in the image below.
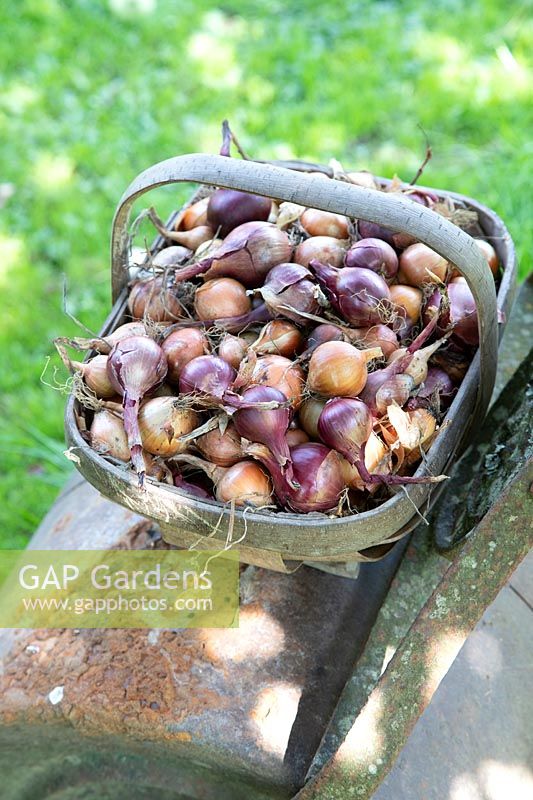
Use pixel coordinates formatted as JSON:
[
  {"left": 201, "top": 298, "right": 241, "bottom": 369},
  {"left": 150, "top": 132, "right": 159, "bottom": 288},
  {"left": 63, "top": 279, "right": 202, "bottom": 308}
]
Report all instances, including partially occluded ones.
[
  {"left": 194, "top": 277, "right": 251, "bottom": 321},
  {"left": 128, "top": 276, "right": 183, "bottom": 322},
  {"left": 339, "top": 432, "right": 390, "bottom": 492},
  {"left": 75, "top": 355, "right": 116, "bottom": 398},
  {"left": 426, "top": 283, "right": 478, "bottom": 346},
  {"left": 260, "top": 263, "right": 320, "bottom": 322},
  {"left": 301, "top": 209, "right": 350, "bottom": 239},
  {"left": 207, "top": 189, "right": 271, "bottom": 237},
  {"left": 307, "top": 341, "right": 374, "bottom": 398},
  {"left": 161, "top": 328, "right": 208, "bottom": 384},
  {"left": 294, "top": 236, "right": 348, "bottom": 268},
  {"left": 406, "top": 367, "right": 455, "bottom": 411},
  {"left": 251, "top": 320, "right": 304, "bottom": 359},
  {"left": 173, "top": 222, "right": 292, "bottom": 288},
  {"left": 138, "top": 397, "right": 199, "bottom": 457},
  {"left": 251, "top": 355, "right": 305, "bottom": 409},
  {"left": 309, "top": 260, "right": 391, "bottom": 327},
  {"left": 179, "top": 355, "right": 236, "bottom": 402},
  {"left": 344, "top": 238, "right": 399, "bottom": 282},
  {"left": 196, "top": 423, "right": 243, "bottom": 466},
  {"left": 399, "top": 243, "right": 448, "bottom": 287},
  {"left": 90, "top": 410, "right": 130, "bottom": 461}
]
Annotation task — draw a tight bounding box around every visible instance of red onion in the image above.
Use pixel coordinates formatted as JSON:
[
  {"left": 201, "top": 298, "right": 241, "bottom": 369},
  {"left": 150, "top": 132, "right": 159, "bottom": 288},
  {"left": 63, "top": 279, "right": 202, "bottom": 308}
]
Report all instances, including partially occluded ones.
[
  {"left": 173, "top": 222, "right": 292, "bottom": 288},
  {"left": 178, "top": 355, "right": 236, "bottom": 402},
  {"left": 161, "top": 328, "right": 208, "bottom": 383},
  {"left": 245, "top": 442, "right": 345, "bottom": 513},
  {"left": 207, "top": 189, "right": 271, "bottom": 237},
  {"left": 260, "top": 262, "right": 320, "bottom": 322},
  {"left": 233, "top": 385, "right": 296, "bottom": 486},
  {"left": 294, "top": 236, "right": 348, "bottom": 268},
  {"left": 406, "top": 367, "right": 455, "bottom": 411},
  {"left": 173, "top": 470, "right": 212, "bottom": 500},
  {"left": 344, "top": 238, "right": 399, "bottom": 282},
  {"left": 318, "top": 398, "right": 373, "bottom": 464},
  {"left": 309, "top": 260, "right": 391, "bottom": 326},
  {"left": 425, "top": 283, "right": 478, "bottom": 346},
  {"left": 107, "top": 336, "right": 168, "bottom": 486},
  {"left": 357, "top": 220, "right": 396, "bottom": 247}
]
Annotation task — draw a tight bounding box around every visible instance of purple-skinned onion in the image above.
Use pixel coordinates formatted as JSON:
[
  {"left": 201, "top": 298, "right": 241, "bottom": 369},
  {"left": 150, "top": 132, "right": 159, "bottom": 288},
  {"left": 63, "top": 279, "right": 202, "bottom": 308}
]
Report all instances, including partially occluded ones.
[
  {"left": 309, "top": 260, "right": 391, "bottom": 326},
  {"left": 344, "top": 238, "right": 399, "bottom": 282},
  {"left": 207, "top": 189, "right": 271, "bottom": 237}
]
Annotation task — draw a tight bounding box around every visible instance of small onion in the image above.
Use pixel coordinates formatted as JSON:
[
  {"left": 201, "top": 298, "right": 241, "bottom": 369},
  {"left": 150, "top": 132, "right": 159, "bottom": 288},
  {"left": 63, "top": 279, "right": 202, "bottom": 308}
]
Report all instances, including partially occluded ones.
[
  {"left": 344, "top": 238, "right": 399, "bottom": 282},
  {"left": 73, "top": 355, "right": 116, "bottom": 398},
  {"left": 425, "top": 282, "right": 478, "bottom": 346},
  {"left": 318, "top": 398, "right": 373, "bottom": 465},
  {"left": 451, "top": 239, "right": 499, "bottom": 279},
  {"left": 251, "top": 355, "right": 305, "bottom": 408},
  {"left": 194, "top": 277, "right": 251, "bottom": 321},
  {"left": 307, "top": 341, "right": 381, "bottom": 398},
  {"left": 300, "top": 209, "right": 350, "bottom": 239},
  {"left": 196, "top": 422, "right": 243, "bottom": 466},
  {"left": 173, "top": 453, "right": 273, "bottom": 507},
  {"left": 251, "top": 320, "right": 305, "bottom": 358},
  {"left": 195, "top": 237, "right": 224, "bottom": 259},
  {"left": 390, "top": 284, "right": 423, "bottom": 325},
  {"left": 299, "top": 397, "right": 327, "bottom": 440},
  {"left": 90, "top": 410, "right": 130, "bottom": 461},
  {"left": 169, "top": 226, "right": 215, "bottom": 251},
  {"left": 161, "top": 328, "right": 208, "bottom": 384},
  {"left": 260, "top": 263, "right": 319, "bottom": 322},
  {"left": 309, "top": 260, "right": 391, "bottom": 327},
  {"left": 340, "top": 432, "right": 390, "bottom": 491},
  {"left": 138, "top": 397, "right": 199, "bottom": 457},
  {"left": 398, "top": 243, "right": 448, "bottom": 287},
  {"left": 348, "top": 325, "right": 399, "bottom": 359},
  {"left": 176, "top": 197, "right": 209, "bottom": 231},
  {"left": 179, "top": 355, "right": 236, "bottom": 402},
  {"left": 128, "top": 276, "right": 183, "bottom": 322},
  {"left": 406, "top": 367, "right": 455, "bottom": 411},
  {"left": 207, "top": 189, "right": 271, "bottom": 237},
  {"left": 286, "top": 428, "right": 310, "bottom": 446},
  {"left": 218, "top": 334, "right": 249, "bottom": 369},
  {"left": 294, "top": 236, "right": 348, "bottom": 268},
  {"left": 152, "top": 246, "right": 192, "bottom": 267}
]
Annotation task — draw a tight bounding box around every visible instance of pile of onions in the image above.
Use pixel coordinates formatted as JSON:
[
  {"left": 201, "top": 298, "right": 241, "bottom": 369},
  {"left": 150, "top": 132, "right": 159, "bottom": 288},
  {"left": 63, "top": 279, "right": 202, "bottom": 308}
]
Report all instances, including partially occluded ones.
[{"left": 65, "top": 157, "right": 499, "bottom": 516}]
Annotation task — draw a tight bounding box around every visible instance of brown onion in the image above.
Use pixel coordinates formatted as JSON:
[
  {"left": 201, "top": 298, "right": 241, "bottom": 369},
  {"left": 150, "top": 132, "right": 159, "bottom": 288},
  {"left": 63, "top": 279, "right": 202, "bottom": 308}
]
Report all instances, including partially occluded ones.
[
  {"left": 196, "top": 422, "right": 243, "bottom": 466},
  {"left": 128, "top": 276, "right": 183, "bottom": 322},
  {"left": 390, "top": 284, "right": 423, "bottom": 324},
  {"left": 175, "top": 197, "right": 209, "bottom": 231},
  {"left": 307, "top": 341, "right": 382, "bottom": 398},
  {"left": 251, "top": 355, "right": 305, "bottom": 408},
  {"left": 152, "top": 246, "right": 192, "bottom": 267},
  {"left": 172, "top": 453, "right": 273, "bottom": 507},
  {"left": 286, "top": 428, "right": 310, "bottom": 446},
  {"left": 72, "top": 355, "right": 116, "bottom": 398},
  {"left": 194, "top": 277, "right": 251, "bottom": 321},
  {"left": 301, "top": 209, "right": 350, "bottom": 239},
  {"left": 294, "top": 236, "right": 348, "bottom": 268},
  {"left": 251, "top": 320, "right": 304, "bottom": 358},
  {"left": 348, "top": 325, "right": 399, "bottom": 359},
  {"left": 399, "top": 243, "right": 448, "bottom": 287},
  {"left": 169, "top": 226, "right": 215, "bottom": 250},
  {"left": 195, "top": 237, "right": 224, "bottom": 259},
  {"left": 90, "top": 410, "right": 130, "bottom": 461},
  {"left": 161, "top": 328, "right": 208, "bottom": 384},
  {"left": 138, "top": 397, "right": 199, "bottom": 457}
]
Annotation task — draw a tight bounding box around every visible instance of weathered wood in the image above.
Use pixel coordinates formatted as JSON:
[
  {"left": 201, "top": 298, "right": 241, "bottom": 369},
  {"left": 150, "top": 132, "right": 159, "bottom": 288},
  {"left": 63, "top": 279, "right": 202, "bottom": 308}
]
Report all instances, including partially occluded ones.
[{"left": 65, "top": 156, "right": 516, "bottom": 571}]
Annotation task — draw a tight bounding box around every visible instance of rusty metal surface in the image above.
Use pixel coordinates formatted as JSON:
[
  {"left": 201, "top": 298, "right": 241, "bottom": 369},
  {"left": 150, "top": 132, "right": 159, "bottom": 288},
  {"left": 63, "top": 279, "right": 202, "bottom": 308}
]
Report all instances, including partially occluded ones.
[
  {"left": 0, "top": 479, "right": 406, "bottom": 795},
  {"left": 295, "top": 460, "right": 533, "bottom": 800}
]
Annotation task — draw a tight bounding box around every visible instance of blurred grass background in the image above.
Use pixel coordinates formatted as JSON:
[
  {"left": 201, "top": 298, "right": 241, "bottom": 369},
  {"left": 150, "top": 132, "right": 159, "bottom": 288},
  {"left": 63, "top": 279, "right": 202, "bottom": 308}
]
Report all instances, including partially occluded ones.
[{"left": 0, "top": 0, "right": 531, "bottom": 546}]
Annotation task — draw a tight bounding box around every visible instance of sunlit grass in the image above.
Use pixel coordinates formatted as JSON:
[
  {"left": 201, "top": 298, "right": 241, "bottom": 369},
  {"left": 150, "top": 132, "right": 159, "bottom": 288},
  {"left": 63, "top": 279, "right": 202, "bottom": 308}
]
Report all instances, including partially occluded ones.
[{"left": 0, "top": 0, "right": 531, "bottom": 543}]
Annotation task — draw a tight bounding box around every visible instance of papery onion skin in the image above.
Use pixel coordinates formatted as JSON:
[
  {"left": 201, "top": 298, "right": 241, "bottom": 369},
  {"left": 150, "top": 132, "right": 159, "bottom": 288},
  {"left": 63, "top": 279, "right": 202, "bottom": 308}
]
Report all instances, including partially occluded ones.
[
  {"left": 260, "top": 263, "right": 319, "bottom": 322},
  {"left": 174, "top": 222, "right": 292, "bottom": 288},
  {"left": 161, "top": 328, "right": 208, "bottom": 384},
  {"left": 76, "top": 355, "right": 116, "bottom": 398},
  {"left": 426, "top": 283, "right": 479, "bottom": 346},
  {"left": 138, "top": 397, "right": 199, "bottom": 457},
  {"left": 207, "top": 189, "right": 271, "bottom": 237},
  {"left": 194, "top": 277, "right": 251, "bottom": 321},
  {"left": 251, "top": 320, "right": 304, "bottom": 359},
  {"left": 307, "top": 341, "right": 372, "bottom": 398},
  {"left": 398, "top": 243, "right": 448, "bottom": 287},
  {"left": 344, "top": 238, "right": 399, "bottom": 282},
  {"left": 294, "top": 236, "right": 348, "bottom": 268},
  {"left": 251, "top": 355, "right": 305, "bottom": 409},
  {"left": 406, "top": 367, "right": 455, "bottom": 411},
  {"left": 179, "top": 355, "right": 236, "bottom": 402},
  {"left": 196, "top": 422, "right": 243, "bottom": 466},
  {"left": 90, "top": 410, "right": 130, "bottom": 461},
  {"left": 309, "top": 260, "right": 391, "bottom": 327},
  {"left": 218, "top": 334, "right": 249, "bottom": 369}
]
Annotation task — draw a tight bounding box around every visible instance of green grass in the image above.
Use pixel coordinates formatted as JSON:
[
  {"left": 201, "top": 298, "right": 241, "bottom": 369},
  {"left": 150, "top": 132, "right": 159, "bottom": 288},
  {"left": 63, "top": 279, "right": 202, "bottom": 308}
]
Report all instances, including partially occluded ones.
[{"left": 0, "top": 0, "right": 532, "bottom": 546}]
